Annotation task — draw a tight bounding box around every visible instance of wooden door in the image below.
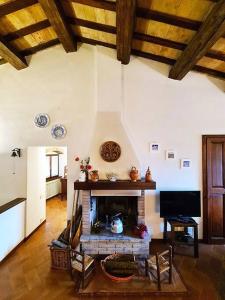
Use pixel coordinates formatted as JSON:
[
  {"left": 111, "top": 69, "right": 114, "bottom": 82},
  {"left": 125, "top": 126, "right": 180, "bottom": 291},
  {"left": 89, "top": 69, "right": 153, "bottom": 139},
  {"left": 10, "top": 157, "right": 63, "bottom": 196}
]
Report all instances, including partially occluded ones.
[{"left": 203, "top": 135, "right": 225, "bottom": 244}]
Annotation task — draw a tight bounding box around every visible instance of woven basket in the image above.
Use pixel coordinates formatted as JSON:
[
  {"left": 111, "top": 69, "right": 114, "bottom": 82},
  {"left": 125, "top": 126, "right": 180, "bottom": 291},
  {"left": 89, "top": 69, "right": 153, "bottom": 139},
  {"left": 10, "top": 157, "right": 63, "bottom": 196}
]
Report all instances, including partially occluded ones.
[
  {"left": 101, "top": 253, "right": 135, "bottom": 282},
  {"left": 50, "top": 246, "right": 70, "bottom": 270}
]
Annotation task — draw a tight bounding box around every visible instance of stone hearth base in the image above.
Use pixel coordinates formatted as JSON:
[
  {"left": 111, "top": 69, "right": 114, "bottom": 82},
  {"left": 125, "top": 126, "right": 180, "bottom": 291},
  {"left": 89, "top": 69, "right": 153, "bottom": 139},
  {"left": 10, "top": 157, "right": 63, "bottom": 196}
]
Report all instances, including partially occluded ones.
[{"left": 80, "top": 234, "right": 150, "bottom": 256}]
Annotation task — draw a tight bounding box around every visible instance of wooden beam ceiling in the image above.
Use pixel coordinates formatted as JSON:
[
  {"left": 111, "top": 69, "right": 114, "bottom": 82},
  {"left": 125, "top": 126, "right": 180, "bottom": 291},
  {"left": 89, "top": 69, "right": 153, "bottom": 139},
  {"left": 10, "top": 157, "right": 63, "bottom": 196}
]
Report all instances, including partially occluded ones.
[
  {"left": 0, "top": 0, "right": 224, "bottom": 80},
  {"left": 169, "top": 0, "right": 225, "bottom": 80},
  {"left": 3, "top": 16, "right": 225, "bottom": 63},
  {"left": 38, "top": 0, "right": 76, "bottom": 52},
  {"left": 0, "top": 36, "right": 27, "bottom": 70},
  {"left": 74, "top": 36, "right": 225, "bottom": 80},
  {"left": 0, "top": 0, "right": 37, "bottom": 18},
  {"left": 116, "top": 0, "right": 136, "bottom": 64}
]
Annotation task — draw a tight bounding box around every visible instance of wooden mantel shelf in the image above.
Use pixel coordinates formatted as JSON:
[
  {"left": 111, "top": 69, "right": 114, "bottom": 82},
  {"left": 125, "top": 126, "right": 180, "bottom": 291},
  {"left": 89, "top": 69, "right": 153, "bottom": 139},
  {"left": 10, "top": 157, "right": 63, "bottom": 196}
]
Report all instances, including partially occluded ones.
[{"left": 74, "top": 180, "right": 156, "bottom": 190}]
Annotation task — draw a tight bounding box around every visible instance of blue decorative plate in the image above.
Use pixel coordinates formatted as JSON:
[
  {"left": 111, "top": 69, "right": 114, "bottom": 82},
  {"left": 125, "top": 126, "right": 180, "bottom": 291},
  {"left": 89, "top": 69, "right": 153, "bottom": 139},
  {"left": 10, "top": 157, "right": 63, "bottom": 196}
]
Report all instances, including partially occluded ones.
[
  {"left": 51, "top": 124, "right": 66, "bottom": 139},
  {"left": 34, "top": 113, "right": 50, "bottom": 128}
]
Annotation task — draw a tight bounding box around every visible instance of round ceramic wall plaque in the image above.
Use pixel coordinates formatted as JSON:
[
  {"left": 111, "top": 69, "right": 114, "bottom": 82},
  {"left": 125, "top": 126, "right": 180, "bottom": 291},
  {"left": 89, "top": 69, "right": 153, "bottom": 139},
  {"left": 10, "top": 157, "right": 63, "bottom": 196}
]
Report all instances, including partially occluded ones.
[
  {"left": 51, "top": 124, "right": 67, "bottom": 139},
  {"left": 100, "top": 141, "right": 121, "bottom": 162},
  {"left": 34, "top": 113, "right": 50, "bottom": 128}
]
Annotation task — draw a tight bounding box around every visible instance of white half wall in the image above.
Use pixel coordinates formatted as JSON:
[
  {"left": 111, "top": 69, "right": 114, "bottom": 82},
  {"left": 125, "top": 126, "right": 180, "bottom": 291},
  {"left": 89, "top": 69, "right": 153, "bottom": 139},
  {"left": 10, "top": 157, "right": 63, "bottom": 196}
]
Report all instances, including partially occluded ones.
[{"left": 0, "top": 201, "right": 25, "bottom": 261}]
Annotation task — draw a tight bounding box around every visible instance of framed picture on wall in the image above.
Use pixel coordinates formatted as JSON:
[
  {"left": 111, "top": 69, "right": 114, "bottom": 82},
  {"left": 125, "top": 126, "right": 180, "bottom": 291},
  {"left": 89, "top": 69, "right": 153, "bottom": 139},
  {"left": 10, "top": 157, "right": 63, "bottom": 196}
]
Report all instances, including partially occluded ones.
[
  {"left": 181, "top": 159, "right": 191, "bottom": 168},
  {"left": 150, "top": 143, "right": 160, "bottom": 152},
  {"left": 166, "top": 150, "right": 176, "bottom": 160}
]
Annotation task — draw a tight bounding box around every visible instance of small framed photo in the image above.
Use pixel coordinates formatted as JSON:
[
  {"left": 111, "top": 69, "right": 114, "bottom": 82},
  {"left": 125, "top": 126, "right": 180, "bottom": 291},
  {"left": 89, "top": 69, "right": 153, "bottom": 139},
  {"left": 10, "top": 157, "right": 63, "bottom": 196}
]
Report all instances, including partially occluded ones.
[
  {"left": 150, "top": 143, "right": 160, "bottom": 152},
  {"left": 166, "top": 150, "right": 176, "bottom": 160},
  {"left": 181, "top": 159, "right": 191, "bottom": 168}
]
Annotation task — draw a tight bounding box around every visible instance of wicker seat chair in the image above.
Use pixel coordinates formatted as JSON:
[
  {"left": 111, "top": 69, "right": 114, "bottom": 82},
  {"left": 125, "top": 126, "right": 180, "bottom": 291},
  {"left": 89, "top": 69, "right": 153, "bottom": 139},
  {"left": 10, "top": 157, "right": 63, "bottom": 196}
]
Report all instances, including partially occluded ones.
[
  {"left": 145, "top": 246, "right": 173, "bottom": 291},
  {"left": 70, "top": 249, "right": 95, "bottom": 289}
]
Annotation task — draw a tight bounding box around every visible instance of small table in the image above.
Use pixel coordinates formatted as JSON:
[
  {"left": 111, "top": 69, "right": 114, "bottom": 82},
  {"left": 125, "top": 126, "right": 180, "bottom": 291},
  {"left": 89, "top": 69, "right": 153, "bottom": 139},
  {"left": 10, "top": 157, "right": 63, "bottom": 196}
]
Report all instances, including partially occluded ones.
[{"left": 163, "top": 218, "right": 199, "bottom": 258}]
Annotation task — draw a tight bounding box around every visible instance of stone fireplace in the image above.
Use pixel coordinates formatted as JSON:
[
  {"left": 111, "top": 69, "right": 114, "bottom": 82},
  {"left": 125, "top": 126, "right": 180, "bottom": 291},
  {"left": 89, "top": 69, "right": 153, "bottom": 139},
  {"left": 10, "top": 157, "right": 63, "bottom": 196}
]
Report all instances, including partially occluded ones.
[{"left": 80, "top": 189, "right": 150, "bottom": 256}]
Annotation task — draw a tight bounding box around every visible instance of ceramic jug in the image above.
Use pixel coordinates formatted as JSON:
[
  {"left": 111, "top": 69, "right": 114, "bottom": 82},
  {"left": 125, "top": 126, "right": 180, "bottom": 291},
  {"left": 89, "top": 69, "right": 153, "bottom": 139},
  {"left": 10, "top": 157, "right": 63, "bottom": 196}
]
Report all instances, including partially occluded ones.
[
  {"left": 129, "top": 166, "right": 139, "bottom": 182},
  {"left": 90, "top": 170, "right": 99, "bottom": 182},
  {"left": 145, "top": 167, "right": 152, "bottom": 182}
]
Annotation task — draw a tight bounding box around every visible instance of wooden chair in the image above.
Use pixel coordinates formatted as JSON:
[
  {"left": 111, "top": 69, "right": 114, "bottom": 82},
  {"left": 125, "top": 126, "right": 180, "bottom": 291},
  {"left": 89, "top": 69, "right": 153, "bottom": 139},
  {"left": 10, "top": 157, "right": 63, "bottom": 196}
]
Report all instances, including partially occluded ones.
[
  {"left": 145, "top": 246, "right": 173, "bottom": 291},
  {"left": 70, "top": 249, "right": 95, "bottom": 289}
]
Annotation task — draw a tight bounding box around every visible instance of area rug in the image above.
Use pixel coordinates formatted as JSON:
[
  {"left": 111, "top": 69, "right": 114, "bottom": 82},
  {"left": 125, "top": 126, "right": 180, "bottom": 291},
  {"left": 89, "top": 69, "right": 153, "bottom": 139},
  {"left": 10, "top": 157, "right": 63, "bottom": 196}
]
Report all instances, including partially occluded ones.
[{"left": 78, "top": 260, "right": 189, "bottom": 296}]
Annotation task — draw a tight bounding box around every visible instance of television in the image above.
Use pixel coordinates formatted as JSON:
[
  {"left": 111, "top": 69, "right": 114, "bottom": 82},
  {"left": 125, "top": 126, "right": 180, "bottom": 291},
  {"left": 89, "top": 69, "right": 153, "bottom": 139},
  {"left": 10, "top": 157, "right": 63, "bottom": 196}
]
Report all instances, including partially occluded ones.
[{"left": 160, "top": 191, "right": 201, "bottom": 218}]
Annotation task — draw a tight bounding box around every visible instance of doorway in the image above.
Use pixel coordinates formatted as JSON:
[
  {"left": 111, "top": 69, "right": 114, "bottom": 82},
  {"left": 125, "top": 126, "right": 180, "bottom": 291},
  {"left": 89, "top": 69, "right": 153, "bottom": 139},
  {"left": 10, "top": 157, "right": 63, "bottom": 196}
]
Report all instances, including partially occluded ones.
[
  {"left": 45, "top": 147, "right": 67, "bottom": 201},
  {"left": 26, "top": 146, "right": 67, "bottom": 237},
  {"left": 202, "top": 135, "right": 225, "bottom": 244}
]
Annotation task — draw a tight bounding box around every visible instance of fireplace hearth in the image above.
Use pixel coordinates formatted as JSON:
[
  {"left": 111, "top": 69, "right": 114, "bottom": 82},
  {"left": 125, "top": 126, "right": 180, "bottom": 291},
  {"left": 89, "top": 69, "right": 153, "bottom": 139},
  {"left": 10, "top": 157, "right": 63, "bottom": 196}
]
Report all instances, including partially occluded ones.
[
  {"left": 74, "top": 180, "right": 156, "bottom": 256},
  {"left": 80, "top": 189, "right": 149, "bottom": 256}
]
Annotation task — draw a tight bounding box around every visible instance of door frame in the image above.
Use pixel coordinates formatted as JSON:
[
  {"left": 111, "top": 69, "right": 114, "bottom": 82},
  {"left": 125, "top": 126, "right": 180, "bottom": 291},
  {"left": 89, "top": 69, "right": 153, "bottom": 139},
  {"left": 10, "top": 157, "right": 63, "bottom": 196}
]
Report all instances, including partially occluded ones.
[{"left": 202, "top": 135, "right": 225, "bottom": 244}]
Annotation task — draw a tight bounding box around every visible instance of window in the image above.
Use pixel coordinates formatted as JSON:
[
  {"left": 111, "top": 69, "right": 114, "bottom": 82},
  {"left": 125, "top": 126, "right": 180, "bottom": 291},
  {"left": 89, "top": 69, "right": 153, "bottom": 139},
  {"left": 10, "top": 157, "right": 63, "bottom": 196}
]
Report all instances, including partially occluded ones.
[{"left": 46, "top": 154, "right": 59, "bottom": 180}]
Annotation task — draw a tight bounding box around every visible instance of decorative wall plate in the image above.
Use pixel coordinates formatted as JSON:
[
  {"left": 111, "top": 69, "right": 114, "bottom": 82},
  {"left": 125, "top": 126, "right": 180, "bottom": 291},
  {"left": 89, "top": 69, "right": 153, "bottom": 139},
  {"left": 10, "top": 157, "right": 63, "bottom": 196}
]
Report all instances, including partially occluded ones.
[
  {"left": 34, "top": 113, "right": 50, "bottom": 128},
  {"left": 100, "top": 141, "right": 121, "bottom": 162},
  {"left": 51, "top": 124, "right": 67, "bottom": 139}
]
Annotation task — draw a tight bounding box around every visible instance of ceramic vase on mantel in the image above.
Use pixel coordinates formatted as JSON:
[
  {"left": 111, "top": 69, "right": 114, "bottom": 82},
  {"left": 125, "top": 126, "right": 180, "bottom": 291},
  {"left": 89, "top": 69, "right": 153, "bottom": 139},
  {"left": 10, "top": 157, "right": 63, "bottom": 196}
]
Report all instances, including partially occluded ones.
[
  {"left": 78, "top": 170, "right": 86, "bottom": 182},
  {"left": 90, "top": 170, "right": 99, "bottom": 182},
  {"left": 129, "top": 166, "right": 139, "bottom": 182},
  {"left": 145, "top": 167, "right": 152, "bottom": 182}
]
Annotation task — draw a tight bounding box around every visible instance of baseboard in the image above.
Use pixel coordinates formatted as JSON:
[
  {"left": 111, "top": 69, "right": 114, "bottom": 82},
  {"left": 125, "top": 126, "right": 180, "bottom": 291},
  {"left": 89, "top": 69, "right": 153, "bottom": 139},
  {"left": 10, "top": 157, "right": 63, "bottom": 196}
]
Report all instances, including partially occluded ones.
[
  {"left": 0, "top": 220, "right": 46, "bottom": 265},
  {"left": 151, "top": 238, "right": 204, "bottom": 242},
  {"left": 0, "top": 239, "right": 25, "bottom": 265},
  {"left": 46, "top": 194, "right": 61, "bottom": 201},
  {"left": 25, "top": 219, "right": 46, "bottom": 241}
]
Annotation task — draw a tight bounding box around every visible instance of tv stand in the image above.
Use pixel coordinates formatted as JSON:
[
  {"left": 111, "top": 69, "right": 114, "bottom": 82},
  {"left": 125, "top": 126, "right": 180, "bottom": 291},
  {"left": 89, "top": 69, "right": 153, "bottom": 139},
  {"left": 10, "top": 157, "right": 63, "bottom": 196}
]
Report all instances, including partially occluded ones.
[
  {"left": 168, "top": 217, "right": 193, "bottom": 223},
  {"left": 163, "top": 217, "right": 199, "bottom": 258}
]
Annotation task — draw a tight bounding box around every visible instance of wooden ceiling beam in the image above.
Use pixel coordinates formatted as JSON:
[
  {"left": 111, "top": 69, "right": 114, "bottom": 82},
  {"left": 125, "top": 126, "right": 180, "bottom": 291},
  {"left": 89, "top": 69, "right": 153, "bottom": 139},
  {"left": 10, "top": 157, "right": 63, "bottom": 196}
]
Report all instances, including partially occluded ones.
[
  {"left": 68, "top": 17, "right": 116, "bottom": 34},
  {"left": 38, "top": 0, "right": 76, "bottom": 52},
  {"left": 73, "top": 35, "right": 225, "bottom": 80},
  {"left": 21, "top": 38, "right": 60, "bottom": 56},
  {"left": 136, "top": 8, "right": 201, "bottom": 31},
  {"left": 68, "top": 17, "right": 225, "bottom": 62},
  {"left": 169, "top": 0, "right": 225, "bottom": 80},
  {"left": 66, "top": 0, "right": 225, "bottom": 39},
  {"left": 68, "top": 0, "right": 116, "bottom": 11},
  {"left": 3, "top": 17, "right": 225, "bottom": 63},
  {"left": 4, "top": 20, "right": 51, "bottom": 42},
  {"left": 67, "top": 0, "right": 202, "bottom": 31},
  {"left": 116, "top": 0, "right": 136, "bottom": 64},
  {"left": 133, "top": 32, "right": 225, "bottom": 62},
  {"left": 0, "top": 36, "right": 27, "bottom": 70},
  {"left": 1, "top": 32, "right": 223, "bottom": 80},
  {"left": 0, "top": 0, "right": 37, "bottom": 18}
]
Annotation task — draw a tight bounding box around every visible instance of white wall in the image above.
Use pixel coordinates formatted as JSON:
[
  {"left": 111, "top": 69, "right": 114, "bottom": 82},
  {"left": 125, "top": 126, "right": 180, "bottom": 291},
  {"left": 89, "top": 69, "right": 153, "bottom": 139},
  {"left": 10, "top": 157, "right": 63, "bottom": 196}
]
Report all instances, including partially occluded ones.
[
  {"left": 26, "top": 147, "right": 46, "bottom": 236},
  {"left": 0, "top": 44, "right": 96, "bottom": 220},
  {"left": 123, "top": 56, "right": 225, "bottom": 238},
  {"left": 0, "top": 44, "right": 225, "bottom": 239},
  {"left": 0, "top": 201, "right": 25, "bottom": 261},
  {"left": 90, "top": 112, "right": 140, "bottom": 179},
  {"left": 91, "top": 47, "right": 225, "bottom": 239}
]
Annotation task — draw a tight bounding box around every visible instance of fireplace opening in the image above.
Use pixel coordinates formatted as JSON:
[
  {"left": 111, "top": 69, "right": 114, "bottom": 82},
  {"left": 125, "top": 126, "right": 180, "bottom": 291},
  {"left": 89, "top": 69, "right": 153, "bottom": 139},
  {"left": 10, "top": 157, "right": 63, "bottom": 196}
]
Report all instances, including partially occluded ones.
[{"left": 90, "top": 196, "right": 138, "bottom": 235}]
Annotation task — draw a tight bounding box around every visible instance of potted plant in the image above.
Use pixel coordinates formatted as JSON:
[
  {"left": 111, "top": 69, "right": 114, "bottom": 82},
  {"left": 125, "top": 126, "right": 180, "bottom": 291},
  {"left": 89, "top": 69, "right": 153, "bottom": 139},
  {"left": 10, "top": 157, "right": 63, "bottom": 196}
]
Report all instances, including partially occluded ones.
[{"left": 75, "top": 156, "right": 92, "bottom": 182}]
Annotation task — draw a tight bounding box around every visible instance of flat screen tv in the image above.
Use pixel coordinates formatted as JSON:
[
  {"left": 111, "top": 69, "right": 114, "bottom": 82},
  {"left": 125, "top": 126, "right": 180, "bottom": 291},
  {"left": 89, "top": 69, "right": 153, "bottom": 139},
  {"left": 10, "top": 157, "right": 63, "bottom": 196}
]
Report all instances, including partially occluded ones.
[{"left": 160, "top": 191, "right": 201, "bottom": 218}]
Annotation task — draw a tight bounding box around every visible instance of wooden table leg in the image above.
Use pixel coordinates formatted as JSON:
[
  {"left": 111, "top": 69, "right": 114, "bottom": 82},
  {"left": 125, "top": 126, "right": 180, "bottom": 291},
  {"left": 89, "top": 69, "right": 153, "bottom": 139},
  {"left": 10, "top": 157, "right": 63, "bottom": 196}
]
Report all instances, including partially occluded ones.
[
  {"left": 171, "top": 225, "right": 175, "bottom": 257},
  {"left": 194, "top": 225, "right": 199, "bottom": 258},
  {"left": 163, "top": 218, "right": 168, "bottom": 242}
]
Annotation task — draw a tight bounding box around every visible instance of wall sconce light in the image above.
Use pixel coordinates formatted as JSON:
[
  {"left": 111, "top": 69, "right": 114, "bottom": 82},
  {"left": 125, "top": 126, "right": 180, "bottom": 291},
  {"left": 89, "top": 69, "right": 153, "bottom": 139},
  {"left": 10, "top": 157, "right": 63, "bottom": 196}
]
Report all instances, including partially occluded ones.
[{"left": 11, "top": 148, "right": 21, "bottom": 158}]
